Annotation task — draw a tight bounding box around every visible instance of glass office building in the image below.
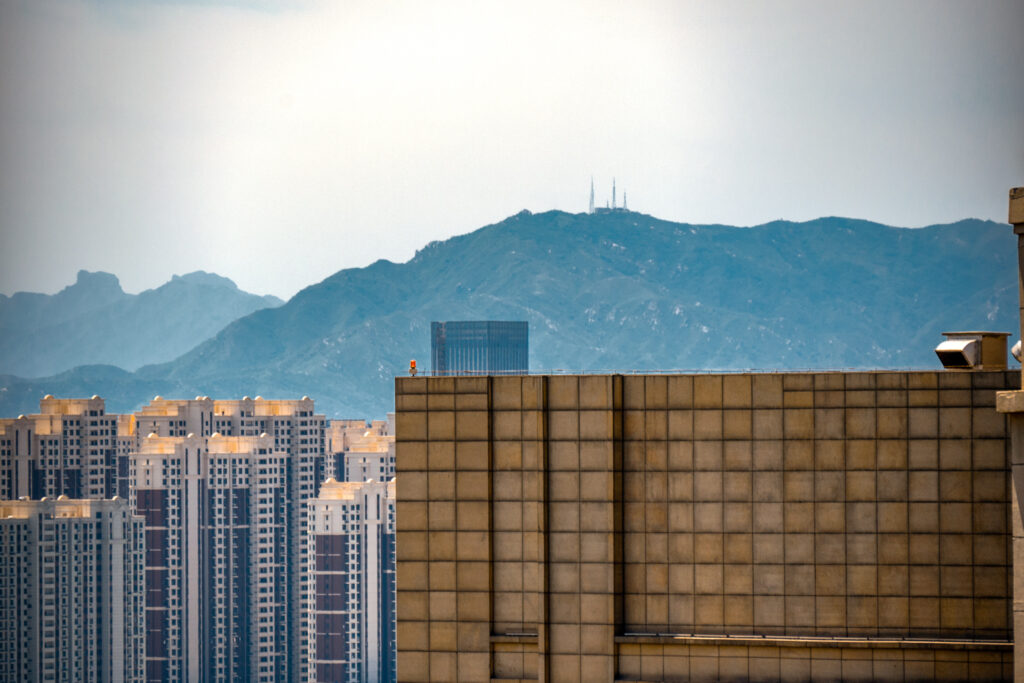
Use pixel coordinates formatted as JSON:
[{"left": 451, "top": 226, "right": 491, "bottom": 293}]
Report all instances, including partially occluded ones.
[{"left": 430, "top": 321, "right": 528, "bottom": 375}]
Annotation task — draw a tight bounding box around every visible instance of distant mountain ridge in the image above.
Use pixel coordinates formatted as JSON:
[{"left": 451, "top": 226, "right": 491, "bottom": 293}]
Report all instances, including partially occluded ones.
[
  {"left": 0, "top": 211, "right": 1015, "bottom": 418},
  {"left": 0, "top": 270, "right": 283, "bottom": 376}
]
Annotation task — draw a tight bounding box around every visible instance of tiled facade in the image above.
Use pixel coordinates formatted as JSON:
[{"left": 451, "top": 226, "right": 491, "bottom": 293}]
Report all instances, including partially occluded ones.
[
  {"left": 395, "top": 371, "right": 1017, "bottom": 682},
  {"left": 0, "top": 497, "right": 146, "bottom": 683}
]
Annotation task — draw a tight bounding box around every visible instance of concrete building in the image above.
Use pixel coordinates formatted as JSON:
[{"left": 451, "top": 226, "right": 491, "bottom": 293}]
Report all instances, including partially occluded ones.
[
  {"left": 130, "top": 432, "right": 290, "bottom": 682},
  {"left": 344, "top": 448, "right": 397, "bottom": 486},
  {"left": 430, "top": 321, "right": 528, "bottom": 376},
  {"left": 130, "top": 395, "right": 326, "bottom": 681},
  {"left": 0, "top": 496, "right": 146, "bottom": 683},
  {"left": 328, "top": 416, "right": 396, "bottom": 483},
  {"left": 0, "top": 395, "right": 122, "bottom": 500},
  {"left": 395, "top": 369, "right": 1017, "bottom": 681},
  {"left": 308, "top": 477, "right": 397, "bottom": 683},
  {"left": 329, "top": 418, "right": 393, "bottom": 453},
  {"left": 994, "top": 186, "right": 1024, "bottom": 681}
]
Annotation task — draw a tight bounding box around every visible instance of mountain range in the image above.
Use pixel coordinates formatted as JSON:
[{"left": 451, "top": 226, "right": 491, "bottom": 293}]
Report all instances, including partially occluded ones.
[
  {"left": 0, "top": 211, "right": 1015, "bottom": 418},
  {"left": 0, "top": 270, "right": 282, "bottom": 376}
]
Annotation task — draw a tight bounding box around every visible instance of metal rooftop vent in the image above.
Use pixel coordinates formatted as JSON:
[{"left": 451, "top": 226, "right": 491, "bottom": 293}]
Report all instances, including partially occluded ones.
[{"left": 935, "top": 332, "right": 1010, "bottom": 371}]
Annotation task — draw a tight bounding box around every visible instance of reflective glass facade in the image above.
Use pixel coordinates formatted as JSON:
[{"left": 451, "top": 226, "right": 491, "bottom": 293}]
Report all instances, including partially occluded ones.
[{"left": 430, "top": 321, "right": 528, "bottom": 376}]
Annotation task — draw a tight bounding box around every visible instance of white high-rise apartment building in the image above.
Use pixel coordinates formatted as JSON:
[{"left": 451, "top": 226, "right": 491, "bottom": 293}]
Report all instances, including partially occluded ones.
[
  {"left": 0, "top": 396, "right": 122, "bottom": 500},
  {"left": 131, "top": 395, "right": 325, "bottom": 681},
  {"left": 0, "top": 496, "right": 146, "bottom": 683},
  {"left": 327, "top": 414, "right": 396, "bottom": 483},
  {"left": 307, "top": 478, "right": 396, "bottom": 683},
  {"left": 130, "top": 433, "right": 290, "bottom": 682}
]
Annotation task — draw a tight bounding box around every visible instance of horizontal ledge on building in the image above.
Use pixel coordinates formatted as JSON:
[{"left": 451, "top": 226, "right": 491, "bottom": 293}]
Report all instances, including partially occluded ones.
[
  {"left": 398, "top": 368, "right": 1013, "bottom": 378},
  {"left": 996, "top": 389, "right": 1024, "bottom": 413},
  {"left": 491, "top": 633, "right": 539, "bottom": 644},
  {"left": 614, "top": 633, "right": 1012, "bottom": 651}
]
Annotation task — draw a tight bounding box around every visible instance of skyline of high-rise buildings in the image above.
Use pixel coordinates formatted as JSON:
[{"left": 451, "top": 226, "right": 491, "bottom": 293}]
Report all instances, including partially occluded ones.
[
  {"left": 1, "top": 188, "right": 1021, "bottom": 682},
  {"left": 0, "top": 395, "right": 122, "bottom": 500},
  {"left": 0, "top": 393, "right": 397, "bottom": 682},
  {"left": 0, "top": 496, "right": 146, "bottom": 683},
  {"left": 129, "top": 395, "right": 327, "bottom": 680}
]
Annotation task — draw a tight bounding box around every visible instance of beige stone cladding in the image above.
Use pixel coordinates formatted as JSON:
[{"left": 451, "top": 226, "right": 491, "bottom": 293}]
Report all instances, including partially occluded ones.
[{"left": 395, "top": 371, "right": 1017, "bottom": 682}]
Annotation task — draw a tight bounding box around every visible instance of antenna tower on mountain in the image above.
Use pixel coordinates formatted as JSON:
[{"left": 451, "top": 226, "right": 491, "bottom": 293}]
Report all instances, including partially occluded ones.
[{"left": 590, "top": 177, "right": 631, "bottom": 214}]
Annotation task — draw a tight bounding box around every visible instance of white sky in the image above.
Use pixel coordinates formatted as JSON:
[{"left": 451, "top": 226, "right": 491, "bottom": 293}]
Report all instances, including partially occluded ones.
[{"left": 1, "top": 0, "right": 1022, "bottom": 299}]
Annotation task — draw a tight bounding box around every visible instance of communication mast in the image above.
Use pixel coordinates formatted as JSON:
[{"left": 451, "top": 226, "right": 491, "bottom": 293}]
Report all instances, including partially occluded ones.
[{"left": 590, "top": 177, "right": 631, "bottom": 214}]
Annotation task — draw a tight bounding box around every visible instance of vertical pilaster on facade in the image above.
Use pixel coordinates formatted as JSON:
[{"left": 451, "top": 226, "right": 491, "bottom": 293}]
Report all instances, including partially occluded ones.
[
  {"left": 0, "top": 497, "right": 146, "bottom": 683},
  {"left": 995, "top": 185, "right": 1024, "bottom": 683},
  {"left": 396, "top": 375, "right": 629, "bottom": 682}
]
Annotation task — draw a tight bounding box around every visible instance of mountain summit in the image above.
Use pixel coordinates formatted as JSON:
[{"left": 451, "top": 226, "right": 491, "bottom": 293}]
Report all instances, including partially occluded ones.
[{"left": 0, "top": 211, "right": 1015, "bottom": 417}]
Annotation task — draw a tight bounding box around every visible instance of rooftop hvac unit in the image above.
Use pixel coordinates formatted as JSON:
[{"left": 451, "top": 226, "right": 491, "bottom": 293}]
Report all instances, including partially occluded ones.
[{"left": 934, "top": 332, "right": 1009, "bottom": 371}]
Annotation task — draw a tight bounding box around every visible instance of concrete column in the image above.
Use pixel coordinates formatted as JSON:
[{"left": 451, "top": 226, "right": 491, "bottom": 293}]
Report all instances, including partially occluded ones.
[{"left": 995, "top": 186, "right": 1024, "bottom": 681}]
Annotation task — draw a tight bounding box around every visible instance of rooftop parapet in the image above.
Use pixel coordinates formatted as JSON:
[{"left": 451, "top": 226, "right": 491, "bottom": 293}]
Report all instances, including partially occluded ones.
[
  {"left": 0, "top": 496, "right": 129, "bottom": 519},
  {"left": 38, "top": 394, "right": 106, "bottom": 416},
  {"left": 136, "top": 395, "right": 213, "bottom": 416}
]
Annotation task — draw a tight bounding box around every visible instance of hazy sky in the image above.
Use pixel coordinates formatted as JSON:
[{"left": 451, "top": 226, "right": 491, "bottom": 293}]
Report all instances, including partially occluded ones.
[{"left": 1, "top": 0, "right": 1022, "bottom": 299}]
